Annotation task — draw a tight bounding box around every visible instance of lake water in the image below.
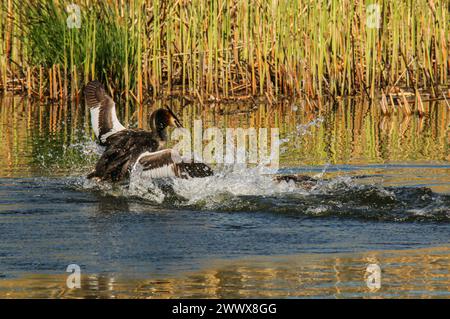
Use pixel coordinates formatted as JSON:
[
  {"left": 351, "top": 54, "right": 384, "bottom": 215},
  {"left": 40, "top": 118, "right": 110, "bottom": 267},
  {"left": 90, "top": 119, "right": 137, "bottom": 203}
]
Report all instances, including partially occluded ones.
[{"left": 0, "top": 96, "right": 449, "bottom": 298}]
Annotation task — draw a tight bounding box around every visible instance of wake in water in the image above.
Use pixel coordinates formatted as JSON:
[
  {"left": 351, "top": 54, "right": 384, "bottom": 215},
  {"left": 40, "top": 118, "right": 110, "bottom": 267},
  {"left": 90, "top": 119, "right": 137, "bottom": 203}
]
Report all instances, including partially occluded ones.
[
  {"left": 68, "top": 114, "right": 449, "bottom": 223},
  {"left": 77, "top": 164, "right": 450, "bottom": 223}
]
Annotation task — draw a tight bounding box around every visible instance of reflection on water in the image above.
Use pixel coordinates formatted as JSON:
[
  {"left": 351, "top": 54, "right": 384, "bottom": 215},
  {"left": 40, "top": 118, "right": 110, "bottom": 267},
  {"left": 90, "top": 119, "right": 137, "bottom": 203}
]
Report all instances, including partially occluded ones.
[
  {"left": 0, "top": 96, "right": 449, "bottom": 177},
  {"left": 0, "top": 96, "right": 449, "bottom": 299},
  {"left": 0, "top": 246, "right": 448, "bottom": 298}
]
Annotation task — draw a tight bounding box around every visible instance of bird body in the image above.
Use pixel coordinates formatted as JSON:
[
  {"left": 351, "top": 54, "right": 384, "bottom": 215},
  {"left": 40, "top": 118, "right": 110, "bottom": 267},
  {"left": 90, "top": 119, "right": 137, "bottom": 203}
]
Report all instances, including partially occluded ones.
[
  {"left": 84, "top": 80, "right": 316, "bottom": 188},
  {"left": 84, "top": 80, "right": 213, "bottom": 182}
]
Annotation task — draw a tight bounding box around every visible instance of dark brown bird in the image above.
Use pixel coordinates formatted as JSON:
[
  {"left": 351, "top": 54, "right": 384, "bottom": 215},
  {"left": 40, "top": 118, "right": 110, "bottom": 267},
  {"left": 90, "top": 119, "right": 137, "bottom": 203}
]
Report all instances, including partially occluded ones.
[
  {"left": 84, "top": 80, "right": 213, "bottom": 182},
  {"left": 84, "top": 81, "right": 317, "bottom": 188}
]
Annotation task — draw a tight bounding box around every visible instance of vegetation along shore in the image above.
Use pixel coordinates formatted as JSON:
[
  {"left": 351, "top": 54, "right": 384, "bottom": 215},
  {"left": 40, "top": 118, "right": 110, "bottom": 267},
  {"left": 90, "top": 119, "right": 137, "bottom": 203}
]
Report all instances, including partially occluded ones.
[{"left": 0, "top": 0, "right": 449, "bottom": 114}]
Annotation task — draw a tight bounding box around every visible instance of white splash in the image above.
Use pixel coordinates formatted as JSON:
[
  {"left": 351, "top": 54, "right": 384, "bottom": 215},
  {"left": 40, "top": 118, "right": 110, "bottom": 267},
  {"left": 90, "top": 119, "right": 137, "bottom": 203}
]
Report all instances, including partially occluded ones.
[
  {"left": 68, "top": 140, "right": 104, "bottom": 157},
  {"left": 129, "top": 163, "right": 167, "bottom": 203},
  {"left": 127, "top": 165, "right": 311, "bottom": 208},
  {"left": 280, "top": 117, "right": 324, "bottom": 154},
  {"left": 313, "top": 163, "right": 330, "bottom": 179}
]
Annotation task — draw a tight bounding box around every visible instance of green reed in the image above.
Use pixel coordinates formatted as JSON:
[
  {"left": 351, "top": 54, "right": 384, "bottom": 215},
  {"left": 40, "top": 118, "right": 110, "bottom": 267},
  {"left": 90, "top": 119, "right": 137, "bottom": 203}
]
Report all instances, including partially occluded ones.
[{"left": 0, "top": 0, "right": 448, "bottom": 103}]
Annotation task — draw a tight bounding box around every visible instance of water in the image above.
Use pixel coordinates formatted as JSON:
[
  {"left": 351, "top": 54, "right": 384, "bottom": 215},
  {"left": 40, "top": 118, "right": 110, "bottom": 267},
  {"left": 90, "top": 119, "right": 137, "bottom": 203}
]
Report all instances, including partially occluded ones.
[{"left": 0, "top": 96, "right": 449, "bottom": 298}]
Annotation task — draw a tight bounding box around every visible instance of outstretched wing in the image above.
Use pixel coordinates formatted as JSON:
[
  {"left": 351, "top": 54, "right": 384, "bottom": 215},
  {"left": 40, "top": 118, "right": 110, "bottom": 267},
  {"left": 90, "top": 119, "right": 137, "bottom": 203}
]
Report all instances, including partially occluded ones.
[
  {"left": 135, "top": 149, "right": 214, "bottom": 179},
  {"left": 84, "top": 80, "right": 125, "bottom": 145}
]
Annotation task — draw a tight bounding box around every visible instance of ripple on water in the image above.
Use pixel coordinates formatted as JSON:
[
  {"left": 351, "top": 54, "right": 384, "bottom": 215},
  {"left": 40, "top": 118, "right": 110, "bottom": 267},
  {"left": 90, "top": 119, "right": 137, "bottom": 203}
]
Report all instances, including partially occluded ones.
[{"left": 71, "top": 165, "right": 450, "bottom": 223}]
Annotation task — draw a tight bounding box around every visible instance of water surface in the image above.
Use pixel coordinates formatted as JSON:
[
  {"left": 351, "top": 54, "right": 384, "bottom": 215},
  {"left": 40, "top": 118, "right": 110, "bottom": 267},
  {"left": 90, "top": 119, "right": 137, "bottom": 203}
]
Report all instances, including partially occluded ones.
[{"left": 0, "top": 96, "right": 449, "bottom": 298}]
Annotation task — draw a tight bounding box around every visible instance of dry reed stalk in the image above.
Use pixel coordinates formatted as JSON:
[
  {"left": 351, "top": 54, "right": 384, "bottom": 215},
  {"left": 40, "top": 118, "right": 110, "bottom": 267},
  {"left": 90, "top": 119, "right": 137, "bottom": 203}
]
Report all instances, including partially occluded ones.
[
  {"left": 401, "top": 92, "right": 412, "bottom": 116},
  {"left": 39, "top": 66, "right": 43, "bottom": 100},
  {"left": 48, "top": 68, "right": 53, "bottom": 99},
  {"left": 416, "top": 89, "right": 425, "bottom": 116},
  {"left": 380, "top": 91, "right": 390, "bottom": 116},
  {"left": 57, "top": 64, "right": 63, "bottom": 100}
]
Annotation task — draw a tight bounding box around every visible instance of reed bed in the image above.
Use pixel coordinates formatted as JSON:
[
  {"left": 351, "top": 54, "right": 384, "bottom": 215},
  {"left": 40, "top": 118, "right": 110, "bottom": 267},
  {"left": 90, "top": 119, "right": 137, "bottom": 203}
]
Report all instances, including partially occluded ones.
[{"left": 0, "top": 0, "right": 449, "bottom": 107}]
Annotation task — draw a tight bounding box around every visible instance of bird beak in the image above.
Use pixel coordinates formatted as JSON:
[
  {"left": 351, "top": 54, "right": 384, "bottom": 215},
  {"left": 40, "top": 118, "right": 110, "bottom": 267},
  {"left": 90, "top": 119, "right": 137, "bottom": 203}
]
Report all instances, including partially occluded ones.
[{"left": 166, "top": 106, "right": 183, "bottom": 128}]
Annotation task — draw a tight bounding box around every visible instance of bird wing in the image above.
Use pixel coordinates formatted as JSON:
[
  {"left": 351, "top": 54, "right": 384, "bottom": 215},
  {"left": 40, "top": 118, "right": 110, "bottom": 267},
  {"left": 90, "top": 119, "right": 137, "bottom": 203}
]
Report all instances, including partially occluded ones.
[
  {"left": 84, "top": 80, "right": 125, "bottom": 145},
  {"left": 135, "top": 149, "right": 214, "bottom": 179},
  {"left": 87, "top": 130, "right": 159, "bottom": 182}
]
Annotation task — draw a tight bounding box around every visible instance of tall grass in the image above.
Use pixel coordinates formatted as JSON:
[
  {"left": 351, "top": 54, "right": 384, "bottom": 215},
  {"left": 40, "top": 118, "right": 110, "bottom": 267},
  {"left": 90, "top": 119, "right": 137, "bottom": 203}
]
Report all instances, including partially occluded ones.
[{"left": 0, "top": 0, "right": 449, "bottom": 103}]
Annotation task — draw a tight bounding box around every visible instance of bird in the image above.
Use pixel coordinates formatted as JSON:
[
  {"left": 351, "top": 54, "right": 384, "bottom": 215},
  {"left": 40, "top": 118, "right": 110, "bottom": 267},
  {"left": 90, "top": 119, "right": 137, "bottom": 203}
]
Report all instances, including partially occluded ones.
[
  {"left": 83, "top": 80, "right": 318, "bottom": 188},
  {"left": 84, "top": 80, "right": 213, "bottom": 182}
]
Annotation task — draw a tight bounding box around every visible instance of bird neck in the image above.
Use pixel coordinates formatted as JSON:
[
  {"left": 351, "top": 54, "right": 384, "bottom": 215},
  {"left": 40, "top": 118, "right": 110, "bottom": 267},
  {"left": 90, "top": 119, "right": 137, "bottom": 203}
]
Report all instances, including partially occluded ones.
[
  {"left": 156, "top": 127, "right": 168, "bottom": 142},
  {"left": 151, "top": 122, "right": 168, "bottom": 142},
  {"left": 150, "top": 113, "right": 169, "bottom": 142}
]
